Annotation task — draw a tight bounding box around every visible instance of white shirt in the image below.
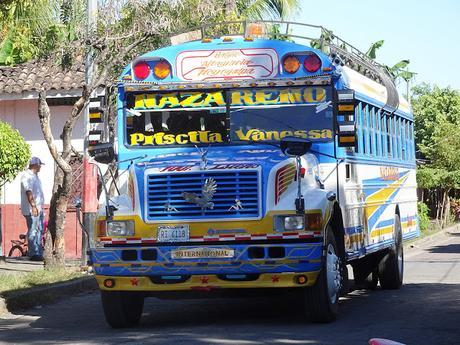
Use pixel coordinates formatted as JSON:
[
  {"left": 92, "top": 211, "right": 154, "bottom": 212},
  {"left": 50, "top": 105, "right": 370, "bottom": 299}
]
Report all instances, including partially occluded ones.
[{"left": 20, "top": 169, "right": 45, "bottom": 216}]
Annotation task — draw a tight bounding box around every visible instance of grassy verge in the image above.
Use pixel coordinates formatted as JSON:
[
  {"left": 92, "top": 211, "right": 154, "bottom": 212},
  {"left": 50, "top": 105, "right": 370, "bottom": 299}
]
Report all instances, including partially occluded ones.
[{"left": 0, "top": 268, "right": 84, "bottom": 294}]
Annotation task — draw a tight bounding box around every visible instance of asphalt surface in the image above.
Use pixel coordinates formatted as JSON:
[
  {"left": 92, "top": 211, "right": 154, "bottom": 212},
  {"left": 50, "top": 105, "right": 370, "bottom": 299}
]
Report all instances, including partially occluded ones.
[{"left": 0, "top": 231, "right": 459, "bottom": 345}]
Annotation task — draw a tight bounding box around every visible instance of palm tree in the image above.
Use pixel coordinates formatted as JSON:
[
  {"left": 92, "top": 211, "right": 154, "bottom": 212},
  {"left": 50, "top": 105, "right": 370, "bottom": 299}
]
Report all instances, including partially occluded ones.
[
  {"left": 229, "top": 0, "right": 300, "bottom": 20},
  {"left": 0, "top": 0, "right": 82, "bottom": 65}
]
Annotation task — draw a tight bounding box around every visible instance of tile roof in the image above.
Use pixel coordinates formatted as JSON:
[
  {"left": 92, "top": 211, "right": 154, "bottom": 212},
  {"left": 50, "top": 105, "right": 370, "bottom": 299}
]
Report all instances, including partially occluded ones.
[{"left": 0, "top": 56, "right": 85, "bottom": 94}]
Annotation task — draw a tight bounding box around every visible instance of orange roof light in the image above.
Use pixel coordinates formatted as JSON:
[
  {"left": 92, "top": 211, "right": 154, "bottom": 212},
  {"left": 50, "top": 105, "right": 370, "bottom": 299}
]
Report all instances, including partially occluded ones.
[
  {"left": 154, "top": 61, "right": 171, "bottom": 79},
  {"left": 283, "top": 56, "right": 301, "bottom": 74},
  {"left": 246, "top": 23, "right": 265, "bottom": 37}
]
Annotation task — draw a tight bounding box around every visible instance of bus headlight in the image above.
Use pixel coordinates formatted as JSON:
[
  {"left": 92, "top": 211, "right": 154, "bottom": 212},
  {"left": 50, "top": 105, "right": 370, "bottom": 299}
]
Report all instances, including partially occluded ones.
[
  {"left": 106, "top": 221, "right": 134, "bottom": 236},
  {"left": 274, "top": 215, "right": 305, "bottom": 231}
]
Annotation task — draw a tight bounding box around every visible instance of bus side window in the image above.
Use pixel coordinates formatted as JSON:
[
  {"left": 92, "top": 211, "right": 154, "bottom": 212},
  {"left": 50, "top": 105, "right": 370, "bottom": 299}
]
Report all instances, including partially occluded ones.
[
  {"left": 386, "top": 114, "right": 392, "bottom": 158},
  {"left": 356, "top": 103, "right": 364, "bottom": 154},
  {"left": 364, "top": 105, "right": 370, "bottom": 155}
]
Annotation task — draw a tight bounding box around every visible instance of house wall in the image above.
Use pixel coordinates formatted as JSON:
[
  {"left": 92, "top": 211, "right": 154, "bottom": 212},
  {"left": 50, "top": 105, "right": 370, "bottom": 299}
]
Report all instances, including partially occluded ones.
[{"left": 0, "top": 98, "right": 84, "bottom": 258}]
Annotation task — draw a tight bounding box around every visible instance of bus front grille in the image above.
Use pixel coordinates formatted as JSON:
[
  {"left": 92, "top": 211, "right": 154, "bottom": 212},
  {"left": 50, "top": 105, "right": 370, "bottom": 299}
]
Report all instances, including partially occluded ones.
[{"left": 145, "top": 170, "right": 261, "bottom": 221}]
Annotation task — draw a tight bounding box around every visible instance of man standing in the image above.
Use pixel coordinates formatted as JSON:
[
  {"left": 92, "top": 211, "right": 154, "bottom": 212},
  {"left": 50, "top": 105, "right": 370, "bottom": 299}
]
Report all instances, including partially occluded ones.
[{"left": 20, "top": 157, "right": 45, "bottom": 261}]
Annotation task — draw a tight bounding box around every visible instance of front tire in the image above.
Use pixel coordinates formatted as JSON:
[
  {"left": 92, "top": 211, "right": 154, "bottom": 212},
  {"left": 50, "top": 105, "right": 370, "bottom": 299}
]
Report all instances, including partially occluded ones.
[
  {"left": 304, "top": 227, "right": 343, "bottom": 323},
  {"left": 8, "top": 245, "right": 25, "bottom": 257},
  {"left": 101, "top": 291, "right": 144, "bottom": 328},
  {"left": 378, "top": 214, "right": 403, "bottom": 289}
]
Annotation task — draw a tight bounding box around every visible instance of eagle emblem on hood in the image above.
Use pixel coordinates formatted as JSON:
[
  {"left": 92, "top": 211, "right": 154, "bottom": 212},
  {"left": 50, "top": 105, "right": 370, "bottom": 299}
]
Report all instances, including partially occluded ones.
[{"left": 182, "top": 178, "right": 217, "bottom": 211}]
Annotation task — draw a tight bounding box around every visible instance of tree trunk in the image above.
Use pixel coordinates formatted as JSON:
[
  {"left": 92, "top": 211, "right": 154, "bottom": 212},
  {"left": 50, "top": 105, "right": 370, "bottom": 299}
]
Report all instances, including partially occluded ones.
[{"left": 443, "top": 190, "right": 451, "bottom": 227}]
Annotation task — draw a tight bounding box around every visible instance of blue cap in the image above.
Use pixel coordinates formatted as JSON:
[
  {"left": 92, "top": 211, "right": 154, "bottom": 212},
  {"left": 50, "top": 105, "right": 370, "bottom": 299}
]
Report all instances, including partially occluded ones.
[{"left": 30, "top": 157, "right": 44, "bottom": 166}]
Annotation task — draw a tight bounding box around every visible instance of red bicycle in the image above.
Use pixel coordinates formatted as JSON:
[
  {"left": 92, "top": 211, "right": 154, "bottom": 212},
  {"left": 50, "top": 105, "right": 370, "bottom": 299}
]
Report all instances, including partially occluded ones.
[
  {"left": 8, "top": 220, "right": 48, "bottom": 257},
  {"left": 8, "top": 233, "right": 28, "bottom": 257}
]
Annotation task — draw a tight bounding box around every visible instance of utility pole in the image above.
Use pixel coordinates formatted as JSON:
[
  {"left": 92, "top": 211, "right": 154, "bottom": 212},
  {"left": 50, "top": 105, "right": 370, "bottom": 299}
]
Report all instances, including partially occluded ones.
[{"left": 81, "top": 0, "right": 98, "bottom": 266}]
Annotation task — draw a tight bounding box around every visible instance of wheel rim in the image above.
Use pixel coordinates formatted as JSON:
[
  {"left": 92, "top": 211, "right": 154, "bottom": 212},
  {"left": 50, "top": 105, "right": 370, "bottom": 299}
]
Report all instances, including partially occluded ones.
[{"left": 326, "top": 243, "right": 341, "bottom": 304}]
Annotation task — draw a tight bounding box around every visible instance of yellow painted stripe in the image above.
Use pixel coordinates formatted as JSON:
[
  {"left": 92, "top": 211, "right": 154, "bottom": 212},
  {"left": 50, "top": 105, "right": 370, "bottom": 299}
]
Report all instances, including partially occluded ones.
[
  {"left": 89, "top": 112, "right": 102, "bottom": 119},
  {"left": 97, "top": 210, "right": 325, "bottom": 238},
  {"left": 365, "top": 175, "right": 409, "bottom": 220},
  {"left": 96, "top": 271, "right": 320, "bottom": 291}
]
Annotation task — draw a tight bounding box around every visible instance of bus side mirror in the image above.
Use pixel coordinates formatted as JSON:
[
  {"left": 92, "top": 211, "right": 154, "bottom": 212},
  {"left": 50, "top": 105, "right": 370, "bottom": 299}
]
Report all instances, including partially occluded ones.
[
  {"left": 88, "top": 142, "right": 116, "bottom": 164},
  {"left": 336, "top": 90, "right": 357, "bottom": 148},
  {"left": 280, "top": 137, "right": 312, "bottom": 157}
]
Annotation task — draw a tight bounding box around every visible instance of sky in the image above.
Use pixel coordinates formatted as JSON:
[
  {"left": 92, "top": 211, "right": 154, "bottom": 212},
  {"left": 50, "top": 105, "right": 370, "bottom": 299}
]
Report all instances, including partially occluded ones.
[{"left": 293, "top": 0, "right": 460, "bottom": 90}]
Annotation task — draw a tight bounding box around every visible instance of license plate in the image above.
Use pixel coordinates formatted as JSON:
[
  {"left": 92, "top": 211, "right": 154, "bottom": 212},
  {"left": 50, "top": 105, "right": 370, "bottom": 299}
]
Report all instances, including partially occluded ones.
[
  {"left": 157, "top": 225, "right": 189, "bottom": 242},
  {"left": 171, "top": 248, "right": 235, "bottom": 259}
]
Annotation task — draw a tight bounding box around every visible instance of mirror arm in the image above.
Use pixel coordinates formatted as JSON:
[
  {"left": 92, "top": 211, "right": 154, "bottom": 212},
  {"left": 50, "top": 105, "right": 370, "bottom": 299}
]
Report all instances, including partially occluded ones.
[{"left": 89, "top": 159, "right": 115, "bottom": 220}]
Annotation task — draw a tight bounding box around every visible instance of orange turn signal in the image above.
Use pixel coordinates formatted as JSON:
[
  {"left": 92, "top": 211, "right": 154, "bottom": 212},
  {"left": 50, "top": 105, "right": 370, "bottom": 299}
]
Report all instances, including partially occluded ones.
[
  {"left": 154, "top": 61, "right": 171, "bottom": 79},
  {"left": 306, "top": 213, "right": 323, "bottom": 231}
]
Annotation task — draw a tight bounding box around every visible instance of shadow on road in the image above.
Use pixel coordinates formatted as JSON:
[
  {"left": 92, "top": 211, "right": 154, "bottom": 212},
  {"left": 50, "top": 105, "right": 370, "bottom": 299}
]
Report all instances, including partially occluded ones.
[
  {"left": 0, "top": 283, "right": 458, "bottom": 345},
  {"left": 428, "top": 243, "right": 460, "bottom": 254}
]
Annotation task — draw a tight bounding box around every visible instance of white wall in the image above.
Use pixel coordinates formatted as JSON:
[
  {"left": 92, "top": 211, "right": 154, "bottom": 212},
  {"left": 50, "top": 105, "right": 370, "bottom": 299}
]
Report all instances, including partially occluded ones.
[{"left": 0, "top": 99, "right": 84, "bottom": 205}]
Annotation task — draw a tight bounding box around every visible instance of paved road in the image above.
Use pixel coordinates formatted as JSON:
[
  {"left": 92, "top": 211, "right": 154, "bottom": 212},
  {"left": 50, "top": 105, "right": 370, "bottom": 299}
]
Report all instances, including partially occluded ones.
[{"left": 1, "top": 231, "right": 459, "bottom": 345}]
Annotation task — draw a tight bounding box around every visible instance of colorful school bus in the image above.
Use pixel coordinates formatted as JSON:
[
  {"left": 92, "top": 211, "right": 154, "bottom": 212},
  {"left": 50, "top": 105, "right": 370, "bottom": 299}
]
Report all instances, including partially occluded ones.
[{"left": 88, "top": 22, "right": 418, "bottom": 328}]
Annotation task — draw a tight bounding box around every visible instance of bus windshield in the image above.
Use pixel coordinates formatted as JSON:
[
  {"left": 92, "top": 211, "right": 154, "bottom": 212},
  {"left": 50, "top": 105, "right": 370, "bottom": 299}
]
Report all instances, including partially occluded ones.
[{"left": 125, "top": 86, "right": 333, "bottom": 147}]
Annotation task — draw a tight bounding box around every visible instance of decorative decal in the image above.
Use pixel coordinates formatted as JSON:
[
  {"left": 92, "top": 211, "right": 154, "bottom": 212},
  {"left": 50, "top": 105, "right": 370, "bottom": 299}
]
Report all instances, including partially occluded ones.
[
  {"left": 176, "top": 48, "right": 279, "bottom": 81},
  {"left": 164, "top": 202, "right": 178, "bottom": 212},
  {"left": 132, "top": 87, "right": 327, "bottom": 110},
  {"left": 182, "top": 178, "right": 217, "bottom": 211},
  {"left": 228, "top": 199, "right": 243, "bottom": 211},
  {"left": 128, "top": 173, "right": 135, "bottom": 210},
  {"left": 275, "top": 163, "right": 296, "bottom": 204},
  {"left": 271, "top": 275, "right": 280, "bottom": 283},
  {"left": 200, "top": 276, "right": 209, "bottom": 284},
  {"left": 235, "top": 129, "right": 332, "bottom": 142},
  {"left": 130, "top": 131, "right": 224, "bottom": 146},
  {"left": 130, "top": 278, "right": 139, "bottom": 286}
]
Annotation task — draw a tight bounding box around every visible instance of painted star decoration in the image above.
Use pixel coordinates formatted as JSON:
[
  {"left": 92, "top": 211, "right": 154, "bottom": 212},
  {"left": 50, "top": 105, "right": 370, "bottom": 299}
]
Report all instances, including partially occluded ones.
[
  {"left": 200, "top": 276, "right": 209, "bottom": 284},
  {"left": 271, "top": 275, "right": 280, "bottom": 283},
  {"left": 130, "top": 278, "right": 139, "bottom": 286}
]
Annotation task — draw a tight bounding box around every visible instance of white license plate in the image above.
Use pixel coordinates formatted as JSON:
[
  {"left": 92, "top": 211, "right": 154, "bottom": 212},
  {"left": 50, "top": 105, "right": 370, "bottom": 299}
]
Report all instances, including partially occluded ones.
[
  {"left": 157, "top": 225, "right": 189, "bottom": 242},
  {"left": 171, "top": 248, "right": 235, "bottom": 259}
]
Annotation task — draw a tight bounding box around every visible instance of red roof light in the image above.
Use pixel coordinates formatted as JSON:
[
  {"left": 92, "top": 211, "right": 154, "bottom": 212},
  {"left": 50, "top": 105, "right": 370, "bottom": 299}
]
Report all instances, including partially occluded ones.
[
  {"left": 133, "top": 61, "right": 150, "bottom": 80},
  {"left": 304, "top": 54, "right": 322, "bottom": 73}
]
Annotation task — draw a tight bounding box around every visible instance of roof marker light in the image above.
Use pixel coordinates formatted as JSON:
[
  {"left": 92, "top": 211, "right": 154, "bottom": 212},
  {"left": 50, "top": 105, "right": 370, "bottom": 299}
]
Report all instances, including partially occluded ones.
[
  {"left": 133, "top": 61, "right": 150, "bottom": 80},
  {"left": 304, "top": 53, "right": 322, "bottom": 73},
  {"left": 283, "top": 55, "right": 301, "bottom": 74},
  {"left": 153, "top": 61, "right": 171, "bottom": 79}
]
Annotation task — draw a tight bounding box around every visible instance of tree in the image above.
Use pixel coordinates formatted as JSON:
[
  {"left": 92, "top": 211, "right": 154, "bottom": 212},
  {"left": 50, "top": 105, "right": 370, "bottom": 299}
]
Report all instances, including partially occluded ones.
[
  {"left": 412, "top": 84, "right": 460, "bottom": 226},
  {"left": 0, "top": 121, "right": 30, "bottom": 187}
]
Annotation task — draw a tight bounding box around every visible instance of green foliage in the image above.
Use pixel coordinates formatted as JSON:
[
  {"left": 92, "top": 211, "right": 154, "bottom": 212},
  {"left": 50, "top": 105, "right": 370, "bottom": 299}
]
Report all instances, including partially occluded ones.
[
  {"left": 365, "top": 39, "right": 384, "bottom": 60},
  {"left": 365, "top": 40, "right": 416, "bottom": 82},
  {"left": 417, "top": 202, "right": 430, "bottom": 233},
  {"left": 268, "top": 23, "right": 293, "bottom": 42},
  {"left": 0, "top": 121, "right": 30, "bottom": 186},
  {"left": 0, "top": 0, "right": 81, "bottom": 66},
  {"left": 237, "top": 0, "right": 300, "bottom": 20}
]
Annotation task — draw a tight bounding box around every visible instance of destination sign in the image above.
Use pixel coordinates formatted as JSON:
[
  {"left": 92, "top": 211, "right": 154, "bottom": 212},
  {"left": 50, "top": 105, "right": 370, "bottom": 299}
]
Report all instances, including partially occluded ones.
[
  {"left": 132, "top": 87, "right": 328, "bottom": 110},
  {"left": 176, "top": 48, "right": 278, "bottom": 81}
]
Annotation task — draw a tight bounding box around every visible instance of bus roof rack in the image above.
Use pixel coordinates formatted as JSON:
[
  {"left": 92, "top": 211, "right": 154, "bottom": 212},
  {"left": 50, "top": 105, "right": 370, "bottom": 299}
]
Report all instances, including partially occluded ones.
[{"left": 169, "top": 20, "right": 399, "bottom": 111}]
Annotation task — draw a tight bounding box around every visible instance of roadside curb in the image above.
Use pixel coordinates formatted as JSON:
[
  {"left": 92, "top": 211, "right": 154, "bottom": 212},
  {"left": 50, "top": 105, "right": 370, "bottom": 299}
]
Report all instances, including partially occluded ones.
[
  {"left": 0, "top": 275, "right": 98, "bottom": 316},
  {"left": 405, "top": 223, "right": 459, "bottom": 249}
]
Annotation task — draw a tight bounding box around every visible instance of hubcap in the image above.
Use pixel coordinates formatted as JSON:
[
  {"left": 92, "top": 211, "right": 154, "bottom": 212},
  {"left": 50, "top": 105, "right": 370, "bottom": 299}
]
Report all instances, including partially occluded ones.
[{"left": 326, "top": 243, "right": 341, "bottom": 304}]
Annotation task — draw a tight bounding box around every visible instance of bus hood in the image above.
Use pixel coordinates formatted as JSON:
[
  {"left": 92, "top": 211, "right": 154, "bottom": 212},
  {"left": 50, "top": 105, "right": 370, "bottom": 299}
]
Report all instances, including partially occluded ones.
[{"left": 133, "top": 146, "right": 289, "bottom": 174}]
